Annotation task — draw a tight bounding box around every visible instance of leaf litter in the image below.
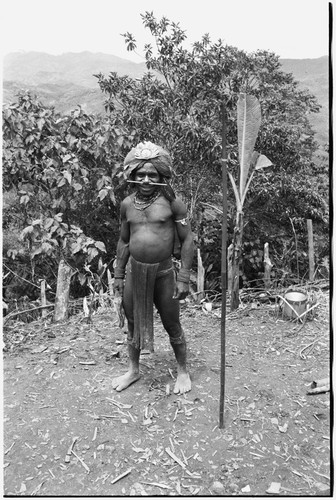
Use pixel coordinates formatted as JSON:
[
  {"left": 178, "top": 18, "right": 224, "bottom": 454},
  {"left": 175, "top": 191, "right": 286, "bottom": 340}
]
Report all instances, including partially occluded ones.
[{"left": 3, "top": 293, "right": 330, "bottom": 496}]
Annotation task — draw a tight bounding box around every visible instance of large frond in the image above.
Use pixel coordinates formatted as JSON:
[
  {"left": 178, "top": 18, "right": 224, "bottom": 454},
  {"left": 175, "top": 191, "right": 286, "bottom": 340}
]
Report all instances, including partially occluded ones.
[{"left": 237, "top": 93, "right": 261, "bottom": 197}]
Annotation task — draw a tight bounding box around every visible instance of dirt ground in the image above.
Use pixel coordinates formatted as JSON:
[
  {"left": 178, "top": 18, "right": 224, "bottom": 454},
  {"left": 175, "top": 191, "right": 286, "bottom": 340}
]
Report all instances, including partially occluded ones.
[{"left": 3, "top": 292, "right": 331, "bottom": 497}]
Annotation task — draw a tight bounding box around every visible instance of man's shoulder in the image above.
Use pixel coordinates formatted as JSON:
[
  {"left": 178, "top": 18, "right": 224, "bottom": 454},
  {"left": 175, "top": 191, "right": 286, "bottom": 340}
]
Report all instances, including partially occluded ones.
[
  {"left": 120, "top": 194, "right": 135, "bottom": 216},
  {"left": 121, "top": 193, "right": 135, "bottom": 206},
  {"left": 170, "top": 196, "right": 187, "bottom": 216}
]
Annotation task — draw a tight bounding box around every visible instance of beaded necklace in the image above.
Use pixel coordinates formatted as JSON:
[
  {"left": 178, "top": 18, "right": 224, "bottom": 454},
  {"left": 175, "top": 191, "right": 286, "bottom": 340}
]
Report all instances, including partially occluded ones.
[{"left": 133, "top": 189, "right": 161, "bottom": 211}]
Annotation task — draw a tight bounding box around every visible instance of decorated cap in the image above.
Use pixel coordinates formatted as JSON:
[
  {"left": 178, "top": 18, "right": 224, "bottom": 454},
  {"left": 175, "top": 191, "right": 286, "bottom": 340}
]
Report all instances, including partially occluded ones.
[{"left": 123, "top": 141, "right": 173, "bottom": 179}]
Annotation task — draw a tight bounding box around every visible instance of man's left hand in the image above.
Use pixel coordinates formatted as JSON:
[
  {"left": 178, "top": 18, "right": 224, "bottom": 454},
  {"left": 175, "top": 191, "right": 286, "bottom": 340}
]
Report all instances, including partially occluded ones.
[{"left": 173, "top": 281, "right": 189, "bottom": 300}]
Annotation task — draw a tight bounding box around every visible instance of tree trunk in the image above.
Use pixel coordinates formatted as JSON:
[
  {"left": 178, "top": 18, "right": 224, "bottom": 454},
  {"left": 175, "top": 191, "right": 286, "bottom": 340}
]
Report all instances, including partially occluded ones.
[
  {"left": 53, "top": 259, "right": 72, "bottom": 322},
  {"left": 230, "top": 212, "right": 243, "bottom": 311}
]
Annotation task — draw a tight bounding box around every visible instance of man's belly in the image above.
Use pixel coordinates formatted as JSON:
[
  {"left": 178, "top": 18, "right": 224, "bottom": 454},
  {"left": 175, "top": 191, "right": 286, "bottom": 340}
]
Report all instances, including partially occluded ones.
[{"left": 129, "top": 232, "right": 174, "bottom": 263}]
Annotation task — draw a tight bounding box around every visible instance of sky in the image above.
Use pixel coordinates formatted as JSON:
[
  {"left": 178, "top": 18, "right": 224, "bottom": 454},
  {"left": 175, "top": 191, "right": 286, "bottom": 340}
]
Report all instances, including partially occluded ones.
[{"left": 0, "top": 0, "right": 330, "bottom": 62}]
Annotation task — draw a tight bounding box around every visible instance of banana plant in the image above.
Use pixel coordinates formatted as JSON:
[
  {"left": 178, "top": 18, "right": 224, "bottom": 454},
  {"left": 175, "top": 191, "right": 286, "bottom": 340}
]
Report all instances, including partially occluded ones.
[{"left": 228, "top": 93, "right": 272, "bottom": 310}]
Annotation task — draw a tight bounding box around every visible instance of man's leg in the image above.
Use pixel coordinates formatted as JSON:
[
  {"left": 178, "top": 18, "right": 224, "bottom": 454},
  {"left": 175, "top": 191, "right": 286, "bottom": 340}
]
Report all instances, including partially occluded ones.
[
  {"left": 154, "top": 272, "right": 191, "bottom": 394},
  {"left": 112, "top": 269, "right": 141, "bottom": 391}
]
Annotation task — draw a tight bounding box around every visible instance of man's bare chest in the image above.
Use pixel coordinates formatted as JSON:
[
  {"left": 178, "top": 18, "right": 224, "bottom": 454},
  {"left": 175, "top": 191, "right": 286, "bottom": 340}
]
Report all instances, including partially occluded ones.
[{"left": 126, "top": 197, "right": 173, "bottom": 225}]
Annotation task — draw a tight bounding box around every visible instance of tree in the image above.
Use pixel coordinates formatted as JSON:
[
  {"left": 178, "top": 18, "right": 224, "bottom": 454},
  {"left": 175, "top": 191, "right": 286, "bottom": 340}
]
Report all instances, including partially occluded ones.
[
  {"left": 95, "top": 12, "right": 327, "bottom": 290},
  {"left": 2, "top": 92, "right": 133, "bottom": 318}
]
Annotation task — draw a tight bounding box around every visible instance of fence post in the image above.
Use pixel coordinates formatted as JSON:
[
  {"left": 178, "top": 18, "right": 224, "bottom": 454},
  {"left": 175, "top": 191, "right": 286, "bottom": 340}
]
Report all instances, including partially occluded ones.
[
  {"left": 307, "top": 219, "right": 315, "bottom": 281},
  {"left": 263, "top": 242, "right": 272, "bottom": 289},
  {"left": 53, "top": 259, "right": 72, "bottom": 322},
  {"left": 40, "top": 279, "right": 47, "bottom": 318},
  {"left": 197, "top": 248, "right": 205, "bottom": 303}
]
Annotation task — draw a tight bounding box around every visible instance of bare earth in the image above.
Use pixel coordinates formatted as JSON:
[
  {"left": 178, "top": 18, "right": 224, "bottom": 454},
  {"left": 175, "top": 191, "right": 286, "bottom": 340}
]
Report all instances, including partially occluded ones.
[{"left": 3, "top": 293, "right": 331, "bottom": 496}]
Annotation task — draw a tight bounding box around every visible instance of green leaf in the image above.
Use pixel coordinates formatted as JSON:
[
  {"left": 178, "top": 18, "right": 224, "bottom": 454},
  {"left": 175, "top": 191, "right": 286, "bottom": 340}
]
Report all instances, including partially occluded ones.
[
  {"left": 37, "top": 118, "right": 45, "bottom": 131},
  {"left": 63, "top": 170, "right": 72, "bottom": 184},
  {"left": 63, "top": 154, "right": 72, "bottom": 163},
  {"left": 20, "top": 195, "right": 30, "bottom": 205},
  {"left": 95, "top": 241, "right": 106, "bottom": 253},
  {"left": 21, "top": 225, "right": 34, "bottom": 237},
  {"left": 109, "top": 190, "right": 116, "bottom": 204},
  {"left": 41, "top": 242, "right": 52, "bottom": 253},
  {"left": 45, "top": 218, "right": 54, "bottom": 230},
  {"left": 78, "top": 273, "right": 87, "bottom": 286},
  {"left": 71, "top": 242, "right": 82, "bottom": 254},
  {"left": 98, "top": 188, "right": 108, "bottom": 200},
  {"left": 31, "top": 247, "right": 42, "bottom": 257},
  {"left": 87, "top": 247, "right": 99, "bottom": 262},
  {"left": 255, "top": 154, "right": 273, "bottom": 170},
  {"left": 228, "top": 172, "right": 242, "bottom": 213},
  {"left": 237, "top": 93, "right": 261, "bottom": 198}
]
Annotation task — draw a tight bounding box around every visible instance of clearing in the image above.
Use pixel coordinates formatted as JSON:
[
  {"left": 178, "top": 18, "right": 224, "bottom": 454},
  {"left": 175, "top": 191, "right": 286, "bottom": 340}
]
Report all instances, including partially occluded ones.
[{"left": 3, "top": 290, "right": 331, "bottom": 496}]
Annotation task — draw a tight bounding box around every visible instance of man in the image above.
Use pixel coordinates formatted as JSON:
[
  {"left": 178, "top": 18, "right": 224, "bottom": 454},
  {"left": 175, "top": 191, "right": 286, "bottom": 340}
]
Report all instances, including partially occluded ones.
[{"left": 112, "top": 141, "right": 194, "bottom": 394}]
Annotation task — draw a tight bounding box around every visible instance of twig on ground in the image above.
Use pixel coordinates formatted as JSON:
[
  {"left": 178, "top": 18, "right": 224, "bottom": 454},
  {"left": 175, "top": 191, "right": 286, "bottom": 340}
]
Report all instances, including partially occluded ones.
[
  {"left": 106, "top": 397, "right": 132, "bottom": 409},
  {"left": 4, "top": 305, "right": 54, "bottom": 323},
  {"left": 140, "top": 481, "right": 172, "bottom": 490},
  {"left": 31, "top": 480, "right": 47, "bottom": 496},
  {"left": 313, "top": 471, "right": 330, "bottom": 481},
  {"left": 4, "top": 442, "right": 15, "bottom": 455},
  {"left": 110, "top": 468, "right": 132, "bottom": 484},
  {"left": 71, "top": 449, "right": 90, "bottom": 473},
  {"left": 165, "top": 447, "right": 186, "bottom": 469},
  {"left": 299, "top": 339, "right": 319, "bottom": 359},
  {"left": 65, "top": 436, "right": 78, "bottom": 463}
]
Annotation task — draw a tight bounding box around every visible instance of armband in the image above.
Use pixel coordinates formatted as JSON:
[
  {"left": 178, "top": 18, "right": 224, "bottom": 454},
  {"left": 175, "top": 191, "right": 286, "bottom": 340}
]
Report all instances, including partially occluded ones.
[
  {"left": 114, "top": 267, "right": 125, "bottom": 279},
  {"left": 175, "top": 217, "right": 188, "bottom": 226},
  {"left": 176, "top": 268, "right": 191, "bottom": 284}
]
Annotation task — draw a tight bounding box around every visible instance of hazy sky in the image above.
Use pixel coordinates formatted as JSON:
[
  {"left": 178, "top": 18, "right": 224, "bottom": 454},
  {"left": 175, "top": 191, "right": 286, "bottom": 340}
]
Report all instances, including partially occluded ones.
[{"left": 1, "top": 0, "right": 330, "bottom": 61}]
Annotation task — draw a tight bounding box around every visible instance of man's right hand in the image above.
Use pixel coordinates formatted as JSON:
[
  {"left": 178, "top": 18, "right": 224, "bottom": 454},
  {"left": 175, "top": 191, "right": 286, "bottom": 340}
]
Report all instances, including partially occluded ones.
[{"left": 113, "top": 278, "right": 125, "bottom": 297}]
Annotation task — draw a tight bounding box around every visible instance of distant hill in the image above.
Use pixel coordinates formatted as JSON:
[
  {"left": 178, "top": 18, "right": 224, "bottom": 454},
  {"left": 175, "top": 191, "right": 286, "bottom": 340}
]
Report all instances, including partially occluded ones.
[
  {"left": 3, "top": 51, "right": 148, "bottom": 115},
  {"left": 280, "top": 56, "right": 329, "bottom": 148},
  {"left": 3, "top": 51, "right": 328, "bottom": 146},
  {"left": 3, "top": 51, "right": 147, "bottom": 87}
]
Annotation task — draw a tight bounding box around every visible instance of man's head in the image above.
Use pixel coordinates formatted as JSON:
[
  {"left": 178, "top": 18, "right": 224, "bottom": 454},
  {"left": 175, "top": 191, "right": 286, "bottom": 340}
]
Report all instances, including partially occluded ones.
[
  {"left": 123, "top": 141, "right": 173, "bottom": 181},
  {"left": 134, "top": 162, "right": 161, "bottom": 197}
]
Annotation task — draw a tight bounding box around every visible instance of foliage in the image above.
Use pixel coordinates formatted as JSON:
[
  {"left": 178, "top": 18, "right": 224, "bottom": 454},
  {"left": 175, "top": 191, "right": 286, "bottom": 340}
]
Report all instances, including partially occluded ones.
[
  {"left": 227, "top": 93, "right": 273, "bottom": 309},
  {"left": 3, "top": 13, "right": 329, "bottom": 301},
  {"left": 96, "top": 12, "right": 328, "bottom": 286},
  {"left": 2, "top": 92, "right": 133, "bottom": 296}
]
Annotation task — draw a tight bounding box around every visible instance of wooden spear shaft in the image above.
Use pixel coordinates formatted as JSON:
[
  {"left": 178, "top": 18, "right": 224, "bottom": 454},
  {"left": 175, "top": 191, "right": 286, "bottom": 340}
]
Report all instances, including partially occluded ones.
[{"left": 219, "top": 103, "right": 228, "bottom": 428}]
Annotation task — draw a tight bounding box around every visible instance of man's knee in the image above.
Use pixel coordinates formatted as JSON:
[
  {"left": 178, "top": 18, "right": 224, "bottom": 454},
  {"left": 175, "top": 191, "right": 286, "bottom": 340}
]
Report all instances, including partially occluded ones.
[{"left": 165, "top": 323, "right": 185, "bottom": 345}]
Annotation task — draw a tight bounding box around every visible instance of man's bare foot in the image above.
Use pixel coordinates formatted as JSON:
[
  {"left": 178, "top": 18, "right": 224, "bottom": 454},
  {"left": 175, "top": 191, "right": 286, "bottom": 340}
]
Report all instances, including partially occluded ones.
[
  {"left": 112, "top": 371, "right": 141, "bottom": 392},
  {"left": 173, "top": 372, "right": 191, "bottom": 394}
]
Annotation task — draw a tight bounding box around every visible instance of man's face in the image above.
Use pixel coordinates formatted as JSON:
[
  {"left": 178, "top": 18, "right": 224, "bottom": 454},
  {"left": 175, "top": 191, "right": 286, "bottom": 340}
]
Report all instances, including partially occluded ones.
[{"left": 134, "top": 163, "right": 161, "bottom": 197}]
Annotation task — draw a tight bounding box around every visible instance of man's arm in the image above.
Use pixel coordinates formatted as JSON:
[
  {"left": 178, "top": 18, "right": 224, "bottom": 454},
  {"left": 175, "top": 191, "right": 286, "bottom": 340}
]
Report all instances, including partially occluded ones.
[
  {"left": 113, "top": 200, "right": 130, "bottom": 296},
  {"left": 171, "top": 198, "right": 194, "bottom": 299}
]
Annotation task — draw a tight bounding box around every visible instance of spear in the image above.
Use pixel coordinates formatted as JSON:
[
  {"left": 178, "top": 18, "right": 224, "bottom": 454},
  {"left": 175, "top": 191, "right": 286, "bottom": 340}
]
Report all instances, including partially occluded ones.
[{"left": 219, "top": 103, "right": 228, "bottom": 428}]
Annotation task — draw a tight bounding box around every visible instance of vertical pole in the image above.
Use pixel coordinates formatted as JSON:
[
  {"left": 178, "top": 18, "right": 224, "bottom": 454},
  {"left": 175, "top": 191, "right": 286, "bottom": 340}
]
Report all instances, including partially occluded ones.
[
  {"left": 219, "top": 103, "right": 228, "bottom": 428},
  {"left": 307, "top": 219, "right": 315, "bottom": 281},
  {"left": 263, "top": 242, "right": 272, "bottom": 289},
  {"left": 40, "top": 279, "right": 47, "bottom": 318},
  {"left": 197, "top": 248, "right": 205, "bottom": 303}
]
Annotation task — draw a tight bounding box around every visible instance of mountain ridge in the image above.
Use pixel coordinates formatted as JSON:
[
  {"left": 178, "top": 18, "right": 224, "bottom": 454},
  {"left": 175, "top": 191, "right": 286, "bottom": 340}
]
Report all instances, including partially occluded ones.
[{"left": 3, "top": 51, "right": 328, "bottom": 146}]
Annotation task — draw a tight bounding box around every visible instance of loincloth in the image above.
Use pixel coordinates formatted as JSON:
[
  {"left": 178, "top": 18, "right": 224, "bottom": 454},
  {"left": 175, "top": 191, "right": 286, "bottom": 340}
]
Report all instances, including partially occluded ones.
[{"left": 129, "top": 256, "right": 174, "bottom": 352}]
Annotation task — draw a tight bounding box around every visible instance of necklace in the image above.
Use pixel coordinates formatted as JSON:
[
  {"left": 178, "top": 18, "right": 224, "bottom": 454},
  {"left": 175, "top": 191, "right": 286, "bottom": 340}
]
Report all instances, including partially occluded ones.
[{"left": 134, "top": 190, "right": 161, "bottom": 210}]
